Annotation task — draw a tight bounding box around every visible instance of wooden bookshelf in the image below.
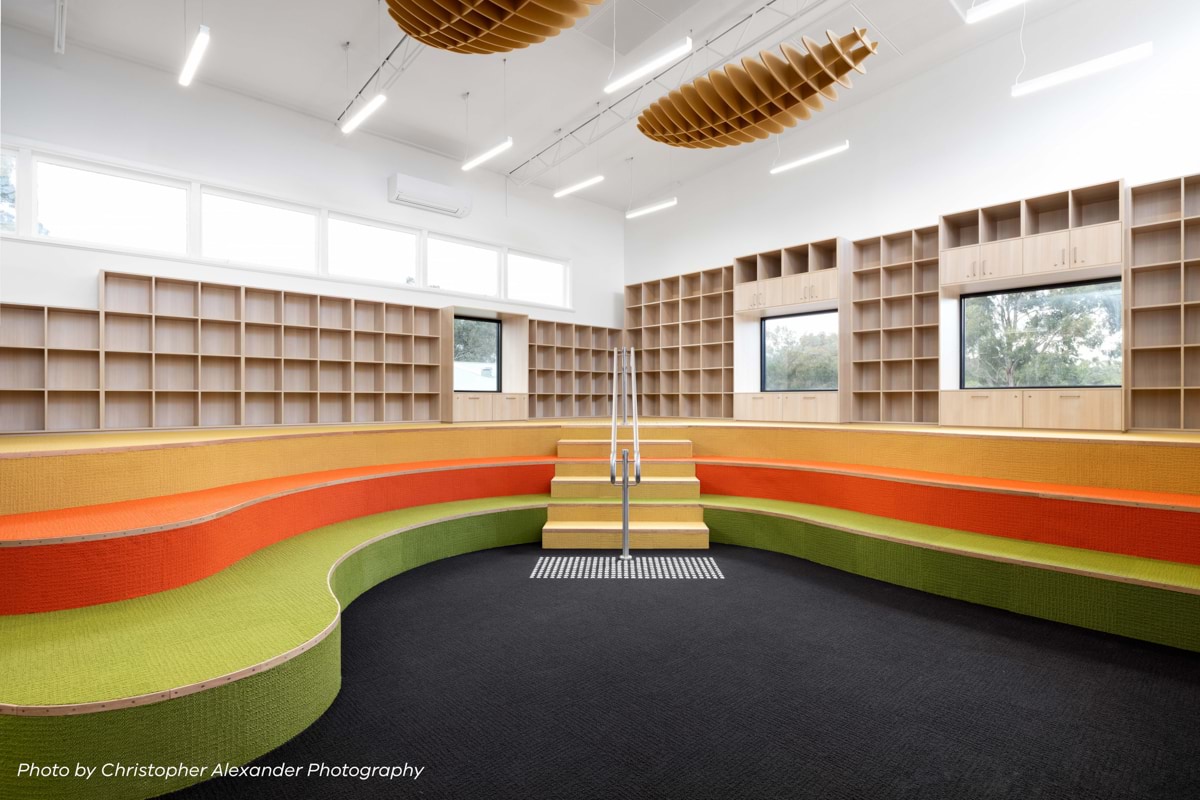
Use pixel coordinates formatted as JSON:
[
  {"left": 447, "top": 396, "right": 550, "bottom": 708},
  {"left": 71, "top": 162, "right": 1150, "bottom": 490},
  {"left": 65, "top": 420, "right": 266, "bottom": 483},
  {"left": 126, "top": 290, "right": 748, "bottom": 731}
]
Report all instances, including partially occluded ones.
[
  {"left": 851, "top": 226, "right": 940, "bottom": 423},
  {"left": 1127, "top": 174, "right": 1200, "bottom": 430},
  {"left": 624, "top": 266, "right": 734, "bottom": 418},
  {"left": 526, "top": 321, "right": 622, "bottom": 418}
]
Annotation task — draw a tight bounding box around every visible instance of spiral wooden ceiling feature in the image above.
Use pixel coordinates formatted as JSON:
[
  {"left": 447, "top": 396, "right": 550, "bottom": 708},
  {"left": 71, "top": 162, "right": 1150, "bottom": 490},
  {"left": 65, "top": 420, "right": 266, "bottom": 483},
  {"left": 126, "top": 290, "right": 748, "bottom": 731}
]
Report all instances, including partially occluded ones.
[
  {"left": 386, "top": 0, "right": 603, "bottom": 55},
  {"left": 637, "top": 28, "right": 879, "bottom": 149}
]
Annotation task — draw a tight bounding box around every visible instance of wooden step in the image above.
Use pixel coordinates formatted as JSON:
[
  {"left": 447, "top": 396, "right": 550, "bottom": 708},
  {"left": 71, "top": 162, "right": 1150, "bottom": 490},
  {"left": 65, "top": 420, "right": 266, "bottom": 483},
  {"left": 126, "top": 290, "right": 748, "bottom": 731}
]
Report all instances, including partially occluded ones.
[
  {"left": 554, "top": 460, "right": 696, "bottom": 478},
  {"left": 556, "top": 439, "right": 693, "bottom": 459},
  {"left": 550, "top": 476, "right": 700, "bottom": 500},
  {"left": 542, "top": 521, "right": 709, "bottom": 550},
  {"left": 547, "top": 502, "right": 705, "bottom": 523}
]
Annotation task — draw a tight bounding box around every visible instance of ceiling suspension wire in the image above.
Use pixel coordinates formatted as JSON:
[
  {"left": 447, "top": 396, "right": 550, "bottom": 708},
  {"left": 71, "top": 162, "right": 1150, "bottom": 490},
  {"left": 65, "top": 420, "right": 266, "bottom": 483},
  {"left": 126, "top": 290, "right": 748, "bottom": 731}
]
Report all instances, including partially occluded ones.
[{"left": 1014, "top": 0, "right": 1029, "bottom": 85}]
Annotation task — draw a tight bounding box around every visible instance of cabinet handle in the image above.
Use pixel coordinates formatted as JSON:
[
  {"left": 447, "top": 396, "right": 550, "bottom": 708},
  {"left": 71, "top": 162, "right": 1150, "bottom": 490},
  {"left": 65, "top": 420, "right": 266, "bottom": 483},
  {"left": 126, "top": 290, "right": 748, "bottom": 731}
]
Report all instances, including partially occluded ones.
[
  {"left": 1073, "top": 246, "right": 1078, "bottom": 264},
  {"left": 970, "top": 395, "right": 989, "bottom": 399},
  {"left": 971, "top": 260, "right": 977, "bottom": 277},
  {"left": 982, "top": 258, "right": 988, "bottom": 275},
  {"left": 1058, "top": 394, "right": 1081, "bottom": 398},
  {"left": 1061, "top": 248, "right": 1065, "bottom": 266}
]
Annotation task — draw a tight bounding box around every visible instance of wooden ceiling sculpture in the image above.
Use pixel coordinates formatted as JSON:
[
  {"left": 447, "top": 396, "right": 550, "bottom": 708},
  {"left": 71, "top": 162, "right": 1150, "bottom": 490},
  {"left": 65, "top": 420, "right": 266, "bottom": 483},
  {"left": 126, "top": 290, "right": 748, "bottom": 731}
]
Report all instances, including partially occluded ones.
[
  {"left": 386, "top": 0, "right": 603, "bottom": 55},
  {"left": 637, "top": 28, "right": 879, "bottom": 149}
]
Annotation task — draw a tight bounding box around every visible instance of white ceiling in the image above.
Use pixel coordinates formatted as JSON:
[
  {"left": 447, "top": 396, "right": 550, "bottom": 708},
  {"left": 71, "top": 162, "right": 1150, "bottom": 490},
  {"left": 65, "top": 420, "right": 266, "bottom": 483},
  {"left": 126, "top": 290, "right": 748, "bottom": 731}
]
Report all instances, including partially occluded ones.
[{"left": 2, "top": 0, "right": 1092, "bottom": 209}]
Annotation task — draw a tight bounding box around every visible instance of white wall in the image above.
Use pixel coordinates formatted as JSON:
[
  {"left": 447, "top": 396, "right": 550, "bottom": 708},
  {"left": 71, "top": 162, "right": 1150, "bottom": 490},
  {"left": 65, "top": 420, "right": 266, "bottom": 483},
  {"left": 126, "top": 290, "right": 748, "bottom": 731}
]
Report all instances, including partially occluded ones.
[
  {"left": 624, "top": 0, "right": 1200, "bottom": 283},
  {"left": 0, "top": 24, "right": 626, "bottom": 327}
]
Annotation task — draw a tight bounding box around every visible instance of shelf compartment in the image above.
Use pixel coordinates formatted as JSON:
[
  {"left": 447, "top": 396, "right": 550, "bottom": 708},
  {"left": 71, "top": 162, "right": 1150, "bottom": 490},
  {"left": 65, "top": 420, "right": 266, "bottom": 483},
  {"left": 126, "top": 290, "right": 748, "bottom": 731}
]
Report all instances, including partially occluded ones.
[
  {"left": 319, "top": 297, "right": 352, "bottom": 329},
  {"left": 318, "top": 330, "right": 352, "bottom": 361},
  {"left": 383, "top": 393, "right": 413, "bottom": 422},
  {"left": 809, "top": 240, "right": 837, "bottom": 271},
  {"left": 1187, "top": 306, "right": 1200, "bottom": 346},
  {"left": 682, "top": 273, "right": 703, "bottom": 297},
  {"left": 914, "top": 294, "right": 939, "bottom": 326},
  {"left": 1023, "top": 192, "right": 1069, "bottom": 235},
  {"left": 245, "top": 324, "right": 282, "bottom": 358},
  {"left": 245, "top": 289, "right": 282, "bottom": 324},
  {"left": 853, "top": 300, "right": 881, "bottom": 331},
  {"left": 412, "top": 365, "right": 439, "bottom": 393},
  {"left": 643, "top": 282, "right": 661, "bottom": 305},
  {"left": 354, "top": 301, "right": 384, "bottom": 332},
  {"left": 282, "top": 393, "right": 318, "bottom": 424},
  {"left": 46, "top": 391, "right": 100, "bottom": 430},
  {"left": 661, "top": 372, "right": 680, "bottom": 394},
  {"left": 681, "top": 298, "right": 701, "bottom": 323},
  {"left": 47, "top": 308, "right": 100, "bottom": 350},
  {"left": 915, "top": 360, "right": 939, "bottom": 392},
  {"left": 105, "top": 391, "right": 152, "bottom": 429},
  {"left": 625, "top": 306, "right": 643, "bottom": 329},
  {"left": 853, "top": 269, "right": 881, "bottom": 302},
  {"left": 245, "top": 358, "right": 281, "bottom": 392},
  {"left": 1186, "top": 389, "right": 1200, "bottom": 429},
  {"left": 707, "top": 268, "right": 729, "bottom": 295},
  {"left": 783, "top": 246, "right": 809, "bottom": 276},
  {"left": 155, "top": 317, "right": 198, "bottom": 354},
  {"left": 1071, "top": 182, "right": 1120, "bottom": 227},
  {"left": 155, "top": 354, "right": 198, "bottom": 391},
  {"left": 284, "top": 294, "right": 318, "bottom": 326},
  {"left": 411, "top": 336, "right": 437, "bottom": 365},
  {"left": 681, "top": 321, "right": 701, "bottom": 346},
  {"left": 941, "top": 210, "right": 980, "bottom": 249},
  {"left": 1, "top": 348, "right": 44, "bottom": 389},
  {"left": 882, "top": 297, "right": 913, "bottom": 329},
  {"left": 914, "top": 327, "right": 939, "bottom": 359},
  {"left": 734, "top": 256, "right": 757, "bottom": 285},
  {"left": 1132, "top": 224, "right": 1182, "bottom": 267},
  {"left": 105, "top": 274, "right": 153, "bottom": 314},
  {"left": 660, "top": 301, "right": 680, "bottom": 325},
  {"left": 853, "top": 238, "right": 881, "bottom": 270},
  {"left": 701, "top": 343, "right": 724, "bottom": 369},
  {"left": 1186, "top": 175, "right": 1200, "bottom": 218},
  {"left": 1185, "top": 349, "right": 1200, "bottom": 388},
  {"left": 386, "top": 364, "right": 414, "bottom": 393},
  {"left": 354, "top": 332, "right": 384, "bottom": 362},
  {"left": 155, "top": 279, "right": 198, "bottom": 318},
  {"left": 883, "top": 392, "right": 914, "bottom": 423},
  {"left": 382, "top": 334, "right": 412, "bottom": 364},
  {"left": 200, "top": 392, "right": 241, "bottom": 426},
  {"left": 412, "top": 393, "right": 440, "bottom": 422},
  {"left": 701, "top": 320, "right": 722, "bottom": 345},
  {"left": 882, "top": 360, "right": 913, "bottom": 391},
  {"left": 882, "top": 232, "right": 914, "bottom": 265},
  {"left": 1131, "top": 307, "right": 1181, "bottom": 347},
  {"left": 915, "top": 263, "right": 939, "bottom": 294},
  {"left": 319, "top": 362, "right": 351, "bottom": 392},
  {"left": 642, "top": 305, "right": 660, "bottom": 327},
  {"left": 353, "top": 393, "right": 383, "bottom": 423},
  {"left": 48, "top": 350, "right": 99, "bottom": 390},
  {"left": 284, "top": 327, "right": 317, "bottom": 359},
  {"left": 155, "top": 392, "right": 198, "bottom": 428},
  {"left": 914, "top": 227, "right": 939, "bottom": 261},
  {"left": 915, "top": 391, "right": 939, "bottom": 424},
  {"left": 386, "top": 305, "right": 414, "bottom": 335},
  {"left": 200, "top": 320, "right": 240, "bottom": 356},
  {"left": 702, "top": 294, "right": 724, "bottom": 319},
  {"left": 853, "top": 331, "right": 881, "bottom": 362},
  {"left": 201, "top": 356, "right": 241, "bottom": 391},
  {"left": 853, "top": 392, "right": 881, "bottom": 422},
  {"left": 245, "top": 392, "right": 281, "bottom": 426},
  {"left": 1, "top": 390, "right": 45, "bottom": 431},
  {"left": 1131, "top": 389, "right": 1181, "bottom": 429},
  {"left": 574, "top": 349, "right": 592, "bottom": 371},
  {"left": 1131, "top": 264, "right": 1181, "bottom": 307},
  {"left": 106, "top": 314, "right": 152, "bottom": 352},
  {"left": 659, "top": 277, "right": 680, "bottom": 302},
  {"left": 284, "top": 361, "right": 318, "bottom": 392},
  {"left": 105, "top": 352, "right": 152, "bottom": 390},
  {"left": 981, "top": 202, "right": 1022, "bottom": 242},
  {"left": 854, "top": 362, "right": 881, "bottom": 392},
  {"left": 1186, "top": 219, "right": 1200, "bottom": 261},
  {"left": 574, "top": 327, "right": 592, "bottom": 348},
  {"left": 1131, "top": 179, "right": 1182, "bottom": 226},
  {"left": 883, "top": 264, "right": 913, "bottom": 297},
  {"left": 200, "top": 285, "right": 240, "bottom": 321},
  {"left": 882, "top": 329, "right": 913, "bottom": 360},
  {"left": 1131, "top": 348, "right": 1181, "bottom": 388},
  {"left": 318, "top": 394, "right": 351, "bottom": 424}
]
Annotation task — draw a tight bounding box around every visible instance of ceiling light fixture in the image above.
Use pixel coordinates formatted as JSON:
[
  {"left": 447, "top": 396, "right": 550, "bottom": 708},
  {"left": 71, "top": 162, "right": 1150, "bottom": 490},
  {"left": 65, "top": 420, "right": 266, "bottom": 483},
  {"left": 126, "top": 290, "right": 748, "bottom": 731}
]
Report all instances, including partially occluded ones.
[
  {"left": 604, "top": 36, "right": 693, "bottom": 94},
  {"left": 554, "top": 175, "right": 605, "bottom": 198},
  {"left": 462, "top": 137, "right": 514, "bottom": 171},
  {"left": 341, "top": 93, "right": 387, "bottom": 134},
  {"left": 178, "top": 24, "right": 211, "bottom": 87},
  {"left": 769, "top": 140, "right": 850, "bottom": 175},
  {"left": 625, "top": 197, "right": 678, "bottom": 220},
  {"left": 964, "top": 0, "right": 1033, "bottom": 24},
  {"left": 1011, "top": 41, "right": 1153, "bottom": 97}
]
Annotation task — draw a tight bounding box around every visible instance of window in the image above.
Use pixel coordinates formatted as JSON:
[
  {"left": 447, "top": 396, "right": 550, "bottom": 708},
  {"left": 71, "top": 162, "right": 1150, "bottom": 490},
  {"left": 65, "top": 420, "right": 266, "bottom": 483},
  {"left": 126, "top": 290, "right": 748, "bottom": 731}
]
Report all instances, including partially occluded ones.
[
  {"left": 327, "top": 216, "right": 418, "bottom": 284},
  {"left": 0, "top": 152, "right": 16, "bottom": 233},
  {"left": 453, "top": 317, "right": 501, "bottom": 392},
  {"left": 201, "top": 191, "right": 317, "bottom": 271},
  {"left": 762, "top": 311, "right": 839, "bottom": 391},
  {"left": 35, "top": 161, "right": 187, "bottom": 251},
  {"left": 962, "top": 279, "right": 1122, "bottom": 388},
  {"left": 507, "top": 252, "right": 567, "bottom": 307},
  {"left": 427, "top": 236, "right": 499, "bottom": 297}
]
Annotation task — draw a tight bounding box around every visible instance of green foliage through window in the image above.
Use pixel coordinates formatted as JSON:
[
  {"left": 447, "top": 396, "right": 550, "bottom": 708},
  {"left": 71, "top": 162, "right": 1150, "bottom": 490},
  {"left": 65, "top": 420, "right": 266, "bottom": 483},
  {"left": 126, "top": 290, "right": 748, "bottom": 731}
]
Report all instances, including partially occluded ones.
[
  {"left": 453, "top": 317, "right": 500, "bottom": 392},
  {"left": 763, "top": 312, "right": 839, "bottom": 391},
  {"left": 962, "top": 280, "right": 1122, "bottom": 388}
]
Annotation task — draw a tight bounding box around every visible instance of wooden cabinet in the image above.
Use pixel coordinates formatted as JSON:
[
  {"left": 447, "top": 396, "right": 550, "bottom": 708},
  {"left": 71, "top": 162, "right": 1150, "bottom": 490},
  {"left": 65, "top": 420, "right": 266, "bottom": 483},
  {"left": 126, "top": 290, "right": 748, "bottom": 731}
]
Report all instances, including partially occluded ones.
[
  {"left": 759, "top": 278, "right": 785, "bottom": 308},
  {"left": 1022, "top": 389, "right": 1121, "bottom": 431},
  {"left": 1023, "top": 230, "right": 1071, "bottom": 274},
  {"left": 941, "top": 246, "right": 980, "bottom": 284},
  {"left": 733, "top": 283, "right": 760, "bottom": 312},
  {"left": 733, "top": 393, "right": 781, "bottom": 420},
  {"left": 779, "top": 392, "right": 839, "bottom": 423},
  {"left": 452, "top": 393, "right": 493, "bottom": 422},
  {"left": 492, "top": 393, "right": 528, "bottom": 421},
  {"left": 939, "top": 390, "right": 1023, "bottom": 428},
  {"left": 979, "top": 239, "right": 1023, "bottom": 279},
  {"left": 1069, "top": 222, "right": 1122, "bottom": 269},
  {"left": 736, "top": 270, "right": 838, "bottom": 312}
]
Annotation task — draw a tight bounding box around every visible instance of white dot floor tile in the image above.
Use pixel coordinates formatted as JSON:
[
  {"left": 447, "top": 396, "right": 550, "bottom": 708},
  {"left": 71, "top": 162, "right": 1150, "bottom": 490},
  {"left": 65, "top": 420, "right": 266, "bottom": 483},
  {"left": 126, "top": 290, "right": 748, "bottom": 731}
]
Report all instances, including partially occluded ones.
[{"left": 529, "top": 556, "right": 724, "bottom": 580}]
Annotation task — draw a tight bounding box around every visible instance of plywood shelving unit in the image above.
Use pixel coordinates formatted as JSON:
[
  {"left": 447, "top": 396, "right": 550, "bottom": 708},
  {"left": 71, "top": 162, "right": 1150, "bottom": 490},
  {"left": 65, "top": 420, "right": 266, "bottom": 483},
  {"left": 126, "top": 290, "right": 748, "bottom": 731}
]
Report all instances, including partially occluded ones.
[
  {"left": 0, "top": 273, "right": 444, "bottom": 432},
  {"left": 624, "top": 267, "right": 734, "bottom": 418},
  {"left": 1127, "top": 174, "right": 1200, "bottom": 430},
  {"left": 851, "top": 226, "right": 941, "bottom": 423},
  {"left": 527, "top": 321, "right": 622, "bottom": 418}
]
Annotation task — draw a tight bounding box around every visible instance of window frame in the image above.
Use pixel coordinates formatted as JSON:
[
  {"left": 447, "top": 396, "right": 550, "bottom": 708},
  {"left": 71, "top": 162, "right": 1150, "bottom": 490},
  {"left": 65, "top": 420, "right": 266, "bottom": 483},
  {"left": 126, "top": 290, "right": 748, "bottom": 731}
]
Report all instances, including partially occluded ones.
[
  {"left": 760, "top": 309, "right": 840, "bottom": 393},
  {"left": 959, "top": 276, "right": 1123, "bottom": 390},
  {"left": 30, "top": 152, "right": 191, "bottom": 255},
  {"left": 0, "top": 148, "right": 19, "bottom": 235},
  {"left": 199, "top": 186, "right": 320, "bottom": 273},
  {"left": 452, "top": 315, "right": 503, "bottom": 393},
  {"left": 425, "top": 234, "right": 503, "bottom": 301},
  {"left": 326, "top": 212, "right": 420, "bottom": 287},
  {"left": 505, "top": 249, "right": 570, "bottom": 308}
]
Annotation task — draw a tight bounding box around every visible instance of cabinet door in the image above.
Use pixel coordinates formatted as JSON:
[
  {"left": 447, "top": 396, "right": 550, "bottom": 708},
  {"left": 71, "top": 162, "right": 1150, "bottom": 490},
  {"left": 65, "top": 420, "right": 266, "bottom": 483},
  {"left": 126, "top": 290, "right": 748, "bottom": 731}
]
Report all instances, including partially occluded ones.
[
  {"left": 1023, "top": 230, "right": 1071, "bottom": 275},
  {"left": 806, "top": 269, "right": 839, "bottom": 302},
  {"left": 492, "top": 393, "right": 528, "bottom": 421},
  {"left": 758, "top": 278, "right": 784, "bottom": 309},
  {"left": 733, "top": 282, "right": 759, "bottom": 312},
  {"left": 979, "top": 239, "right": 1023, "bottom": 278},
  {"left": 734, "top": 393, "right": 775, "bottom": 421},
  {"left": 939, "top": 390, "right": 1022, "bottom": 427},
  {"left": 453, "top": 393, "right": 492, "bottom": 422},
  {"left": 782, "top": 392, "right": 839, "bottom": 422},
  {"left": 1070, "top": 222, "right": 1122, "bottom": 269},
  {"left": 781, "top": 274, "right": 807, "bottom": 305},
  {"left": 940, "top": 246, "right": 980, "bottom": 284},
  {"left": 1022, "top": 389, "right": 1122, "bottom": 431}
]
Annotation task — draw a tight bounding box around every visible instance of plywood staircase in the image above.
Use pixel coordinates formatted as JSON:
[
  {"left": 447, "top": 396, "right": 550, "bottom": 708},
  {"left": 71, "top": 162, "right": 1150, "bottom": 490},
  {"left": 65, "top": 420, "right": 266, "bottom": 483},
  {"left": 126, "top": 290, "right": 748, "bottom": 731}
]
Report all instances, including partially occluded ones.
[{"left": 543, "top": 436, "right": 709, "bottom": 549}]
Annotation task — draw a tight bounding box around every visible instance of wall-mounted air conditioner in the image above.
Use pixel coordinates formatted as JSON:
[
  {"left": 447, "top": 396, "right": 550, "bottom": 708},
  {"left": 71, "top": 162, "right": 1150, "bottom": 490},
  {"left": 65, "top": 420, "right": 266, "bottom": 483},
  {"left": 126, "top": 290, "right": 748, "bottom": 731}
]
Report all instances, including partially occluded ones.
[{"left": 387, "top": 173, "right": 472, "bottom": 218}]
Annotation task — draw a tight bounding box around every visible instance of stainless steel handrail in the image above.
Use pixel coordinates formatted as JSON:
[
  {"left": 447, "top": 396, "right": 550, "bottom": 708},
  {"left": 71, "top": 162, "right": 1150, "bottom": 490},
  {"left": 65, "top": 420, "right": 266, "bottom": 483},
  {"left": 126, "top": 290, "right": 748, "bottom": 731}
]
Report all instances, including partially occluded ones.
[
  {"left": 609, "top": 347, "right": 619, "bottom": 485},
  {"left": 608, "top": 347, "right": 642, "bottom": 560}
]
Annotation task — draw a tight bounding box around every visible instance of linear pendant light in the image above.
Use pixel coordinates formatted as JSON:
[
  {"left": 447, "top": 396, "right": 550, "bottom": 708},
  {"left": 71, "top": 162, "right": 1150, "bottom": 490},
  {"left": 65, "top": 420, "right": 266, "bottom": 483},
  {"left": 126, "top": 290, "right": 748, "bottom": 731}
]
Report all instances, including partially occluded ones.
[
  {"left": 770, "top": 140, "right": 850, "bottom": 175},
  {"left": 604, "top": 36, "right": 693, "bottom": 94},
  {"left": 964, "top": 0, "right": 1033, "bottom": 24},
  {"left": 554, "top": 175, "right": 605, "bottom": 198},
  {"left": 1011, "top": 41, "right": 1153, "bottom": 97},
  {"left": 341, "top": 93, "right": 387, "bottom": 134},
  {"left": 625, "top": 197, "right": 678, "bottom": 219},
  {"left": 178, "top": 24, "right": 210, "bottom": 86},
  {"left": 461, "top": 137, "right": 514, "bottom": 171}
]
